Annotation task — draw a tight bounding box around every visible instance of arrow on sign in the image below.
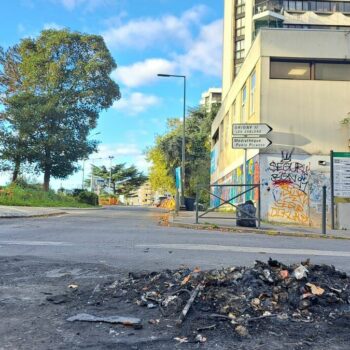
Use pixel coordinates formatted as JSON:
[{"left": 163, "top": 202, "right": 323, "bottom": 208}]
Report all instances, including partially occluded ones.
[
  {"left": 232, "top": 123, "right": 273, "bottom": 136},
  {"left": 232, "top": 137, "right": 272, "bottom": 149}
]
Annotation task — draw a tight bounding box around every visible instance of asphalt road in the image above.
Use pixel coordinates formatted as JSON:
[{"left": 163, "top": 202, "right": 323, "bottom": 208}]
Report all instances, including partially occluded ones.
[{"left": 1, "top": 206, "right": 350, "bottom": 272}]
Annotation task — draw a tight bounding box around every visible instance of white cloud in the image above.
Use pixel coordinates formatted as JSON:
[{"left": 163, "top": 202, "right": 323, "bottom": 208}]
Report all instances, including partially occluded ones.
[
  {"left": 43, "top": 22, "right": 65, "bottom": 30},
  {"left": 56, "top": 0, "right": 111, "bottom": 11},
  {"left": 112, "top": 58, "right": 176, "bottom": 88},
  {"left": 92, "top": 143, "right": 149, "bottom": 173},
  {"left": 111, "top": 19, "right": 223, "bottom": 88},
  {"left": 102, "top": 5, "right": 207, "bottom": 49},
  {"left": 177, "top": 19, "right": 223, "bottom": 77},
  {"left": 112, "top": 92, "right": 160, "bottom": 116}
]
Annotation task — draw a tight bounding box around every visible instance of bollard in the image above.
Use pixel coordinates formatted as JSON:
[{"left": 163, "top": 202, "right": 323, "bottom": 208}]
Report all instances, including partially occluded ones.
[{"left": 322, "top": 185, "right": 327, "bottom": 235}]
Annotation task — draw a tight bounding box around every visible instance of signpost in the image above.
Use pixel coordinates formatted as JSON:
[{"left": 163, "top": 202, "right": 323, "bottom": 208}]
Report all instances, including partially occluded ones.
[
  {"left": 333, "top": 152, "right": 350, "bottom": 198},
  {"left": 232, "top": 137, "right": 272, "bottom": 149},
  {"left": 232, "top": 123, "right": 273, "bottom": 194},
  {"left": 232, "top": 123, "right": 272, "bottom": 136},
  {"left": 330, "top": 151, "right": 350, "bottom": 229}
]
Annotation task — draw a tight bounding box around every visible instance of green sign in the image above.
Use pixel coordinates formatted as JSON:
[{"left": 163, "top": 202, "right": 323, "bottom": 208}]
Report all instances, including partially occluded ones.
[{"left": 333, "top": 152, "right": 350, "bottom": 198}]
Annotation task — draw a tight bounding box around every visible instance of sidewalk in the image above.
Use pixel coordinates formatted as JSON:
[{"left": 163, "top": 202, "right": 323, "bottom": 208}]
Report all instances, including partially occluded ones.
[
  {"left": 0, "top": 206, "right": 66, "bottom": 218},
  {"left": 169, "top": 210, "right": 350, "bottom": 240}
]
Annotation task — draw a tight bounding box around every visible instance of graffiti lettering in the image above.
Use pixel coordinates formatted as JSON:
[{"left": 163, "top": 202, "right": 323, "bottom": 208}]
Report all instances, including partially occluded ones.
[
  {"left": 267, "top": 151, "right": 310, "bottom": 225},
  {"left": 269, "top": 161, "right": 310, "bottom": 193},
  {"left": 269, "top": 184, "right": 309, "bottom": 224}
]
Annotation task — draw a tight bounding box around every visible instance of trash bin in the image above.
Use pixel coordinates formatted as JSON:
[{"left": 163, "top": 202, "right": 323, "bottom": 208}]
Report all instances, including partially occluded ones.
[
  {"left": 236, "top": 200, "right": 257, "bottom": 228},
  {"left": 185, "top": 197, "right": 196, "bottom": 211}
]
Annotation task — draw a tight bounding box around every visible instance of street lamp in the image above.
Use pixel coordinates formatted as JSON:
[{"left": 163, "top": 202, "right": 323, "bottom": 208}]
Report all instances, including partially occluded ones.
[
  {"left": 157, "top": 73, "right": 186, "bottom": 208},
  {"left": 82, "top": 131, "right": 101, "bottom": 189},
  {"left": 108, "top": 155, "right": 115, "bottom": 189}
]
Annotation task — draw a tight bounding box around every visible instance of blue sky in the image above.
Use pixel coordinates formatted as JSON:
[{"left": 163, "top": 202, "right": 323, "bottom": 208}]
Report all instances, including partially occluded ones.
[{"left": 0, "top": 0, "right": 223, "bottom": 189}]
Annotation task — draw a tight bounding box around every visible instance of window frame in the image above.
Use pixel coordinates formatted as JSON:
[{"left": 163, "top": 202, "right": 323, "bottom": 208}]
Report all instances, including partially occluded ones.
[{"left": 270, "top": 58, "right": 350, "bottom": 82}]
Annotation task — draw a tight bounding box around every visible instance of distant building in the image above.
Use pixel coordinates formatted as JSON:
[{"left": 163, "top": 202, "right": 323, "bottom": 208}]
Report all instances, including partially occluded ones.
[
  {"left": 124, "top": 182, "right": 154, "bottom": 206},
  {"left": 200, "top": 88, "right": 222, "bottom": 111},
  {"left": 137, "top": 182, "right": 153, "bottom": 205},
  {"left": 211, "top": 1, "right": 350, "bottom": 228}
]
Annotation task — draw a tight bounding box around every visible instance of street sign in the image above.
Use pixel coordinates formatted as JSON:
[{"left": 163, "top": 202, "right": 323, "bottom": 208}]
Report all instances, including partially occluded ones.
[
  {"left": 232, "top": 137, "right": 272, "bottom": 149},
  {"left": 175, "top": 167, "right": 182, "bottom": 190},
  {"left": 232, "top": 123, "right": 272, "bottom": 136},
  {"left": 333, "top": 152, "right": 350, "bottom": 198}
]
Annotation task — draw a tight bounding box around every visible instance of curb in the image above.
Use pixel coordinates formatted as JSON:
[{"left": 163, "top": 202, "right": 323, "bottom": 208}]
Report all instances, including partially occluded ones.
[
  {"left": 0, "top": 211, "right": 67, "bottom": 219},
  {"left": 168, "top": 221, "right": 350, "bottom": 241}
]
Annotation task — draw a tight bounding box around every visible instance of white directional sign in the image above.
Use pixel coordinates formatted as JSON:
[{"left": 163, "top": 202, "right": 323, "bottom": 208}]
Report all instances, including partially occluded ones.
[
  {"left": 232, "top": 137, "right": 272, "bottom": 149},
  {"left": 333, "top": 152, "right": 350, "bottom": 198},
  {"left": 232, "top": 123, "right": 272, "bottom": 136}
]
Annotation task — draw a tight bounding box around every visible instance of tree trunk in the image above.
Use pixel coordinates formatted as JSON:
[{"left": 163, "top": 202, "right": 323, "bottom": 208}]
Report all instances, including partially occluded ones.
[
  {"left": 12, "top": 158, "right": 21, "bottom": 182},
  {"left": 43, "top": 167, "right": 51, "bottom": 191}
]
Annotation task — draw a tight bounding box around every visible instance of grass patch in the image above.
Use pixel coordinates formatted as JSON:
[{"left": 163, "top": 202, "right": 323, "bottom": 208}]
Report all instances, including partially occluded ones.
[{"left": 0, "top": 185, "right": 96, "bottom": 208}]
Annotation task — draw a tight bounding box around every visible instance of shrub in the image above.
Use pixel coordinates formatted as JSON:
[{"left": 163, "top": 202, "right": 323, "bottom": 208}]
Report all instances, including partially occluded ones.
[{"left": 77, "top": 190, "right": 98, "bottom": 206}]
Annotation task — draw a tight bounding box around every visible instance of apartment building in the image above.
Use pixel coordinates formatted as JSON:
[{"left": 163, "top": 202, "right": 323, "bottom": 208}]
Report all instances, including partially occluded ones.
[
  {"left": 200, "top": 88, "right": 222, "bottom": 112},
  {"left": 211, "top": 0, "right": 350, "bottom": 228}
]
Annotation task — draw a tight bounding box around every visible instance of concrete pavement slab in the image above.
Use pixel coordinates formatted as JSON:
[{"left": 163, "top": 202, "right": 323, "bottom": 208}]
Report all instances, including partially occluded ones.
[{"left": 169, "top": 211, "right": 350, "bottom": 240}]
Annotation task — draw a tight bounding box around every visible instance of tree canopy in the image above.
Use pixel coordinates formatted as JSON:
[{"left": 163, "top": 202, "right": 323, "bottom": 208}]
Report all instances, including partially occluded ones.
[
  {"left": 91, "top": 163, "right": 148, "bottom": 197},
  {"left": 146, "top": 104, "right": 220, "bottom": 199},
  {"left": 0, "top": 29, "right": 120, "bottom": 190}
]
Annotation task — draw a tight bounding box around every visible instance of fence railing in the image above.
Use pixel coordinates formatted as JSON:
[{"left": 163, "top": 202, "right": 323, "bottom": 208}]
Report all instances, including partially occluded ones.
[{"left": 195, "top": 184, "right": 261, "bottom": 228}]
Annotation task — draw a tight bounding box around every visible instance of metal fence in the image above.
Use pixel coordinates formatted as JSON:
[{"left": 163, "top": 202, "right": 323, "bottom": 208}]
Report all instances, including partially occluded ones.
[{"left": 195, "top": 184, "right": 261, "bottom": 228}]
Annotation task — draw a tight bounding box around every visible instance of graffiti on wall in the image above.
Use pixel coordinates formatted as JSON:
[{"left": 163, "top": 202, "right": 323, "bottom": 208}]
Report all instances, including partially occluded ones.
[
  {"left": 268, "top": 150, "right": 311, "bottom": 225},
  {"left": 309, "top": 171, "right": 331, "bottom": 213},
  {"left": 211, "top": 156, "right": 260, "bottom": 207},
  {"left": 210, "top": 144, "right": 219, "bottom": 175}
]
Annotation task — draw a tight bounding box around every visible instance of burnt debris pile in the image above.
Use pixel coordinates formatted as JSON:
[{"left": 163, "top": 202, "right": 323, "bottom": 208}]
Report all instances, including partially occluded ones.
[{"left": 112, "top": 259, "right": 350, "bottom": 336}]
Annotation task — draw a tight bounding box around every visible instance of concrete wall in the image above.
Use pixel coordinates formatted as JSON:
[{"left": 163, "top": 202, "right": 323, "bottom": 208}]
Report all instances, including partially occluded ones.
[
  {"left": 259, "top": 152, "right": 332, "bottom": 227},
  {"left": 337, "top": 203, "right": 350, "bottom": 229}
]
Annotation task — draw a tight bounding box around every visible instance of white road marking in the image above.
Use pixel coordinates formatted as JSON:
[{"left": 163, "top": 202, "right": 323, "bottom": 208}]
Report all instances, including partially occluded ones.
[
  {"left": 0, "top": 240, "right": 73, "bottom": 246},
  {"left": 137, "top": 244, "right": 350, "bottom": 258}
]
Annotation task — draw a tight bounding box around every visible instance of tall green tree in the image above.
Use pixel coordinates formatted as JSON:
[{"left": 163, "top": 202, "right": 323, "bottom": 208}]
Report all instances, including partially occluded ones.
[
  {"left": 146, "top": 146, "right": 175, "bottom": 195},
  {"left": 90, "top": 163, "right": 147, "bottom": 196},
  {"left": 0, "top": 45, "right": 26, "bottom": 180},
  {"left": 146, "top": 104, "right": 220, "bottom": 199},
  {"left": 1, "top": 29, "right": 120, "bottom": 190}
]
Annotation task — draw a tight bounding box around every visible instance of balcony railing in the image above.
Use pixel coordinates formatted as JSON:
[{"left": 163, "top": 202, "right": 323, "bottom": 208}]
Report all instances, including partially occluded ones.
[{"left": 254, "top": 0, "right": 350, "bottom": 15}]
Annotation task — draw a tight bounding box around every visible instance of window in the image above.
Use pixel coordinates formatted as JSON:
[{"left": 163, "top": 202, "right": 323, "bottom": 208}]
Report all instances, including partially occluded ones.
[
  {"left": 241, "top": 85, "right": 247, "bottom": 122},
  {"left": 250, "top": 71, "right": 256, "bottom": 115},
  {"left": 316, "top": 1, "right": 330, "bottom": 12},
  {"left": 270, "top": 61, "right": 311, "bottom": 80},
  {"left": 235, "top": 40, "right": 245, "bottom": 60},
  {"left": 315, "top": 63, "right": 350, "bottom": 81},
  {"left": 236, "top": 0, "right": 245, "bottom": 15},
  {"left": 235, "top": 17, "right": 245, "bottom": 37},
  {"left": 235, "top": 64, "right": 242, "bottom": 76},
  {"left": 296, "top": 1, "right": 303, "bottom": 11}
]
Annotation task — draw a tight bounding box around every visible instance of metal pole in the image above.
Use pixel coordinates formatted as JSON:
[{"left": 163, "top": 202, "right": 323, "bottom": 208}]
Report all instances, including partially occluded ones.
[
  {"left": 90, "top": 164, "right": 94, "bottom": 192},
  {"left": 108, "top": 156, "right": 114, "bottom": 189},
  {"left": 330, "top": 150, "right": 335, "bottom": 229},
  {"left": 82, "top": 159, "right": 85, "bottom": 189},
  {"left": 195, "top": 186, "right": 199, "bottom": 224},
  {"left": 322, "top": 185, "right": 327, "bottom": 235},
  {"left": 257, "top": 184, "right": 261, "bottom": 229},
  {"left": 243, "top": 148, "right": 247, "bottom": 201},
  {"left": 181, "top": 76, "right": 186, "bottom": 207}
]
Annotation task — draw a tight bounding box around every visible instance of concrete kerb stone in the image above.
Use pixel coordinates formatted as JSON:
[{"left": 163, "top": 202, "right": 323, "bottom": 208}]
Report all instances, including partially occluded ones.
[
  {"left": 0, "top": 211, "right": 67, "bottom": 219},
  {"left": 166, "top": 218, "right": 350, "bottom": 241}
]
